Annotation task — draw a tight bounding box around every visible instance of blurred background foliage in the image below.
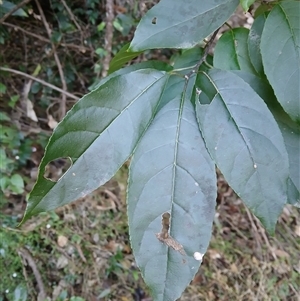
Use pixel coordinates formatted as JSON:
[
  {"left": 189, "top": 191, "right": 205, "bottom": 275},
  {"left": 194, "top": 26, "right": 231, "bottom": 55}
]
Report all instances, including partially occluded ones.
[{"left": 0, "top": 1, "right": 299, "bottom": 301}]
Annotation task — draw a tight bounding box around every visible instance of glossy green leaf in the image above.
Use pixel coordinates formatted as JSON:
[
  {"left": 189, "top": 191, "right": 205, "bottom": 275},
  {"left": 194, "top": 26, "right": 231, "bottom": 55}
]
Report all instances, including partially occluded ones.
[
  {"left": 196, "top": 69, "right": 289, "bottom": 233},
  {"left": 248, "top": 13, "right": 267, "bottom": 75},
  {"left": 232, "top": 71, "right": 300, "bottom": 207},
  {"left": 240, "top": 0, "right": 255, "bottom": 12},
  {"left": 261, "top": 1, "right": 300, "bottom": 123},
  {"left": 108, "top": 43, "right": 143, "bottom": 74},
  {"left": 128, "top": 76, "right": 217, "bottom": 301},
  {"left": 214, "top": 28, "right": 257, "bottom": 74},
  {"left": 129, "top": 0, "right": 239, "bottom": 51},
  {"left": 20, "top": 69, "right": 170, "bottom": 223}
]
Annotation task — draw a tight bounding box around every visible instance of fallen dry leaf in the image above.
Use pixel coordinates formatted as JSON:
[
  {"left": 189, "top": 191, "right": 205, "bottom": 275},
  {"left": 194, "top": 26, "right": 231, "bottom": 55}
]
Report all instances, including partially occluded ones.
[
  {"left": 26, "top": 99, "right": 38, "bottom": 122},
  {"left": 48, "top": 114, "right": 58, "bottom": 129},
  {"left": 295, "top": 225, "right": 300, "bottom": 237},
  {"left": 56, "top": 255, "right": 68, "bottom": 269},
  {"left": 57, "top": 235, "right": 68, "bottom": 248}
]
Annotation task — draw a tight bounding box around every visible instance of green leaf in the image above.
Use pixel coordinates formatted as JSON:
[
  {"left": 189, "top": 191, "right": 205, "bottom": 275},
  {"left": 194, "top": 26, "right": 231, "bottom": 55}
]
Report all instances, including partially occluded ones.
[
  {"left": 21, "top": 69, "right": 170, "bottom": 223},
  {"left": 231, "top": 71, "right": 300, "bottom": 207},
  {"left": 1, "top": 1, "right": 28, "bottom": 17},
  {"left": 261, "top": 1, "right": 300, "bottom": 123},
  {"left": 196, "top": 69, "right": 289, "bottom": 233},
  {"left": 248, "top": 13, "right": 267, "bottom": 75},
  {"left": 129, "top": 0, "right": 239, "bottom": 51},
  {"left": 108, "top": 43, "right": 143, "bottom": 74},
  {"left": 92, "top": 60, "right": 172, "bottom": 90},
  {"left": 240, "top": 0, "right": 255, "bottom": 11},
  {"left": 0, "top": 82, "right": 6, "bottom": 94},
  {"left": 128, "top": 77, "right": 217, "bottom": 301},
  {"left": 214, "top": 28, "right": 257, "bottom": 74},
  {"left": 0, "top": 112, "right": 10, "bottom": 121}
]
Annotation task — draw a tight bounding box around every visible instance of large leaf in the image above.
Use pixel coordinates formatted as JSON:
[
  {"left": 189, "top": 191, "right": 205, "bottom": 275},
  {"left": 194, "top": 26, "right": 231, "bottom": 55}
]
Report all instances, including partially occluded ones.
[
  {"left": 232, "top": 71, "right": 300, "bottom": 207},
  {"left": 260, "top": 1, "right": 300, "bottom": 123},
  {"left": 129, "top": 0, "right": 239, "bottom": 51},
  {"left": 196, "top": 69, "right": 289, "bottom": 233},
  {"left": 248, "top": 13, "right": 267, "bottom": 75},
  {"left": 21, "top": 69, "right": 170, "bottom": 223},
  {"left": 214, "top": 28, "right": 257, "bottom": 74},
  {"left": 128, "top": 77, "right": 217, "bottom": 301}
]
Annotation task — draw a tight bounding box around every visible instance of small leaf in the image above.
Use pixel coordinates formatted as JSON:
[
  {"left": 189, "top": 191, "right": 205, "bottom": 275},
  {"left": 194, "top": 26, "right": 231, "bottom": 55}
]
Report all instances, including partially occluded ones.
[
  {"left": 108, "top": 43, "right": 143, "bottom": 74},
  {"left": 21, "top": 69, "right": 169, "bottom": 223},
  {"left": 240, "top": 0, "right": 255, "bottom": 12},
  {"left": 214, "top": 28, "right": 257, "bottom": 74},
  {"left": 248, "top": 13, "right": 267, "bottom": 75},
  {"left": 1, "top": 1, "right": 28, "bottom": 17},
  {"left": 128, "top": 77, "right": 217, "bottom": 301},
  {"left": 196, "top": 69, "right": 289, "bottom": 233},
  {"left": 261, "top": 1, "right": 300, "bottom": 123},
  {"left": 129, "top": 0, "right": 239, "bottom": 51}
]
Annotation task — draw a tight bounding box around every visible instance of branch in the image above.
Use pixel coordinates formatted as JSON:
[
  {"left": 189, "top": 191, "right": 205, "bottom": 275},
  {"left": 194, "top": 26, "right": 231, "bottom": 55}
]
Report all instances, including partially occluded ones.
[
  {"left": 2, "top": 22, "right": 91, "bottom": 53},
  {"left": 101, "top": 0, "right": 114, "bottom": 78},
  {"left": 0, "top": 67, "right": 79, "bottom": 100},
  {"left": 35, "top": 0, "right": 67, "bottom": 119},
  {"left": 0, "top": 0, "right": 32, "bottom": 24},
  {"left": 186, "top": 28, "right": 221, "bottom": 79},
  {"left": 18, "top": 247, "right": 47, "bottom": 300}
]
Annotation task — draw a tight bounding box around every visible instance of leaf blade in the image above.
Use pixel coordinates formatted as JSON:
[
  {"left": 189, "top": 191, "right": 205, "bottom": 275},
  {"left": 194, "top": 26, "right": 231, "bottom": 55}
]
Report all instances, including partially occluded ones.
[
  {"left": 230, "top": 70, "right": 300, "bottom": 207},
  {"left": 21, "top": 69, "right": 169, "bottom": 223},
  {"left": 214, "top": 28, "right": 257, "bottom": 74},
  {"left": 196, "top": 69, "right": 289, "bottom": 233},
  {"left": 261, "top": 1, "right": 300, "bottom": 123},
  {"left": 128, "top": 78, "right": 217, "bottom": 301},
  {"left": 108, "top": 43, "right": 142, "bottom": 74},
  {"left": 129, "top": 0, "right": 239, "bottom": 51}
]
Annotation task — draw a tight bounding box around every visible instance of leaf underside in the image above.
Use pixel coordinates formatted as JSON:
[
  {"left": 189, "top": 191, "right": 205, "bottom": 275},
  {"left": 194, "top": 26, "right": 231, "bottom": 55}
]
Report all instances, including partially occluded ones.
[
  {"left": 231, "top": 71, "right": 300, "bottom": 207},
  {"left": 128, "top": 76, "right": 217, "bottom": 301},
  {"left": 196, "top": 69, "right": 289, "bottom": 233},
  {"left": 129, "top": 0, "right": 239, "bottom": 51}
]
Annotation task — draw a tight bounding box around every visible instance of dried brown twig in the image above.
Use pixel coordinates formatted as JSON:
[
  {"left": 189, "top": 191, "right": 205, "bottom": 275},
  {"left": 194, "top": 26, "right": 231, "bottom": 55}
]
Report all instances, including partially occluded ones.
[
  {"left": 35, "top": 0, "right": 67, "bottom": 120},
  {"left": 101, "top": 0, "right": 114, "bottom": 78},
  {"left": 18, "top": 247, "right": 47, "bottom": 300},
  {"left": 0, "top": 66, "right": 79, "bottom": 100},
  {"left": 2, "top": 22, "right": 91, "bottom": 52},
  {"left": 0, "top": 0, "right": 32, "bottom": 24}
]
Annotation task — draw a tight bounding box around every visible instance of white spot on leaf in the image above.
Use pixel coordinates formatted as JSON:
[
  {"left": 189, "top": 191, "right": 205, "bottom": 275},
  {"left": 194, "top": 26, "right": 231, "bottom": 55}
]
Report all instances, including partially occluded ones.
[{"left": 193, "top": 252, "right": 203, "bottom": 261}]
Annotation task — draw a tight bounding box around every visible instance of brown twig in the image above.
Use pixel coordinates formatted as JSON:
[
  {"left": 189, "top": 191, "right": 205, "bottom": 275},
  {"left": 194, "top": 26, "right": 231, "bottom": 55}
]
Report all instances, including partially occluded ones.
[
  {"left": 0, "top": 66, "right": 79, "bottom": 100},
  {"left": 60, "top": 0, "right": 81, "bottom": 32},
  {"left": 244, "top": 205, "right": 263, "bottom": 254},
  {"left": 18, "top": 247, "right": 47, "bottom": 300},
  {"left": 185, "top": 27, "right": 221, "bottom": 79},
  {"left": 2, "top": 22, "right": 91, "bottom": 52},
  {"left": 101, "top": 0, "right": 114, "bottom": 77},
  {"left": 0, "top": 0, "right": 32, "bottom": 24},
  {"left": 35, "top": 0, "right": 67, "bottom": 119}
]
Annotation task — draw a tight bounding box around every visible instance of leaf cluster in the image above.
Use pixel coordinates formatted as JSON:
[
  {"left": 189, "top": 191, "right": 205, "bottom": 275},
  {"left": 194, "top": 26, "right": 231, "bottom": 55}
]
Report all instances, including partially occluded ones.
[{"left": 20, "top": 1, "right": 300, "bottom": 300}]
